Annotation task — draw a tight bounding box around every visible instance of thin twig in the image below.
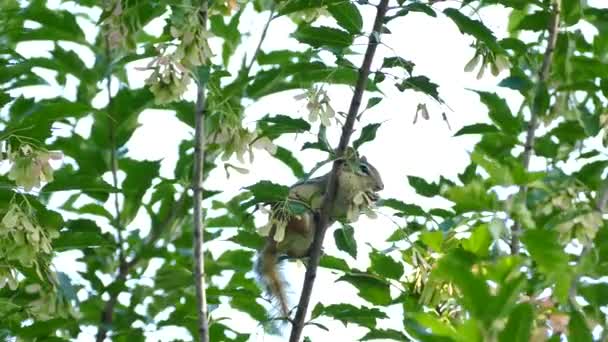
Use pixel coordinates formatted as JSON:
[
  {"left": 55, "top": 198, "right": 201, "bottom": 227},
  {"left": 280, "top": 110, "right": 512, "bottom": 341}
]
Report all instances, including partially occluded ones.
[
  {"left": 244, "top": 4, "right": 275, "bottom": 77},
  {"left": 192, "top": 1, "right": 210, "bottom": 341},
  {"left": 510, "top": 0, "right": 560, "bottom": 255},
  {"left": 288, "top": 1, "right": 389, "bottom": 340}
]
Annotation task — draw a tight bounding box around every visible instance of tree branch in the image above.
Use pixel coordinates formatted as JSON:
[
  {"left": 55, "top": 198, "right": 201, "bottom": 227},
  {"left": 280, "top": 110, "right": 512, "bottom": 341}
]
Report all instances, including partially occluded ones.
[
  {"left": 510, "top": 0, "right": 560, "bottom": 255},
  {"left": 96, "top": 38, "right": 125, "bottom": 342},
  {"left": 192, "top": 2, "right": 210, "bottom": 341},
  {"left": 96, "top": 190, "right": 188, "bottom": 341},
  {"left": 288, "top": 1, "right": 389, "bottom": 340}
]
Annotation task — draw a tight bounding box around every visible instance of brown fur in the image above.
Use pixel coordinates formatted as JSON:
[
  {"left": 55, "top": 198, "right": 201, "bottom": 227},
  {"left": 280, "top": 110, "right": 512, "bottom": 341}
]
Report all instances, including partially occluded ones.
[
  {"left": 256, "top": 240, "right": 289, "bottom": 318},
  {"left": 255, "top": 155, "right": 384, "bottom": 323}
]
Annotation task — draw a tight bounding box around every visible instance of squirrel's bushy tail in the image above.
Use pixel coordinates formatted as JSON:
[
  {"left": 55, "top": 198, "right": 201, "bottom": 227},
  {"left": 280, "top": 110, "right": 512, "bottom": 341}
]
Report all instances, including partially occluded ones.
[{"left": 255, "top": 242, "right": 289, "bottom": 319}]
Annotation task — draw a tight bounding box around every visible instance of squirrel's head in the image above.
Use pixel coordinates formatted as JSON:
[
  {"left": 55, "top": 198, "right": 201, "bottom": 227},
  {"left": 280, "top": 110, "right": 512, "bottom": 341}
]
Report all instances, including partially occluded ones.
[{"left": 338, "top": 155, "right": 384, "bottom": 192}]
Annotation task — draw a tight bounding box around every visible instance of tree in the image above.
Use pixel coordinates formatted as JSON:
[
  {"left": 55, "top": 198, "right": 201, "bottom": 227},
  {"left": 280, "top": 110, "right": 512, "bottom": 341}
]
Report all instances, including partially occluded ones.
[{"left": 0, "top": 0, "right": 607, "bottom": 341}]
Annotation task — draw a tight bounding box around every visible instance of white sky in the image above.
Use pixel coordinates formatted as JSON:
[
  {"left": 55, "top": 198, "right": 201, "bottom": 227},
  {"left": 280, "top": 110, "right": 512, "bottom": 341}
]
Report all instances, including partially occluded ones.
[{"left": 9, "top": 0, "right": 607, "bottom": 341}]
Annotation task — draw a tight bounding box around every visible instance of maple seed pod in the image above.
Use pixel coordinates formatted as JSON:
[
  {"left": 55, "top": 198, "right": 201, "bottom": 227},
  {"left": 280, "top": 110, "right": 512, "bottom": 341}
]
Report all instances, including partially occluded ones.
[
  {"left": 464, "top": 53, "right": 480, "bottom": 72},
  {"left": 476, "top": 61, "right": 486, "bottom": 80},
  {"left": 490, "top": 61, "right": 500, "bottom": 76},
  {"left": 494, "top": 54, "right": 511, "bottom": 72}
]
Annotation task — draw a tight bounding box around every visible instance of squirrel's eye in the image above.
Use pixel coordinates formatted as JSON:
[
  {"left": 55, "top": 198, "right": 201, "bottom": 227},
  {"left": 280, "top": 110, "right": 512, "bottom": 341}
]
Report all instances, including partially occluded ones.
[{"left": 359, "top": 163, "right": 370, "bottom": 175}]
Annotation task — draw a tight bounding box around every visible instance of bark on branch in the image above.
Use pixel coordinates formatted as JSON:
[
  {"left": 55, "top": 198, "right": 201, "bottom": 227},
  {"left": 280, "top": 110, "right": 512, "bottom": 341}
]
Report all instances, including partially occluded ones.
[
  {"left": 510, "top": 0, "right": 561, "bottom": 255},
  {"left": 192, "top": 2, "right": 210, "bottom": 341},
  {"left": 288, "top": 1, "right": 389, "bottom": 340}
]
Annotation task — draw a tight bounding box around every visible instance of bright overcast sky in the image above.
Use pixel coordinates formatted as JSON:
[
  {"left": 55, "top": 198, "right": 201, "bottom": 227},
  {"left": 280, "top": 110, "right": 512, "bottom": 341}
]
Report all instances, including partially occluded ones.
[{"left": 11, "top": 0, "right": 607, "bottom": 341}]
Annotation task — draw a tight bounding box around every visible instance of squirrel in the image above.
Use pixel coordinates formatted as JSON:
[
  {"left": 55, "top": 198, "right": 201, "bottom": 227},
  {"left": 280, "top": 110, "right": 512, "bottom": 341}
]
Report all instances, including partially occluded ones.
[{"left": 254, "top": 152, "right": 384, "bottom": 321}]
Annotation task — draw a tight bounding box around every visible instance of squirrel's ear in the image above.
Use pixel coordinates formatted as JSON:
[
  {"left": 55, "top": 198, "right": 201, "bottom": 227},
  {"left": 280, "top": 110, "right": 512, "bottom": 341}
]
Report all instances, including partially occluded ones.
[{"left": 360, "top": 156, "right": 367, "bottom": 162}]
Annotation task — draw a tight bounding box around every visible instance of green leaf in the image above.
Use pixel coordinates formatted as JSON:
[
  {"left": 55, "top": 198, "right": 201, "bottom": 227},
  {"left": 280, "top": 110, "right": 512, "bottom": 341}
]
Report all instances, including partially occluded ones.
[
  {"left": 216, "top": 250, "right": 254, "bottom": 271},
  {"left": 210, "top": 12, "right": 242, "bottom": 66},
  {"left": 444, "top": 8, "right": 500, "bottom": 51},
  {"left": 353, "top": 123, "right": 381, "bottom": 149},
  {"left": 475, "top": 91, "right": 522, "bottom": 135},
  {"left": 302, "top": 141, "right": 332, "bottom": 154},
  {"left": 458, "top": 163, "right": 477, "bottom": 184},
  {"left": 461, "top": 224, "right": 491, "bottom": 257},
  {"left": 6, "top": 97, "right": 92, "bottom": 141},
  {"left": 498, "top": 75, "right": 533, "bottom": 92},
  {"left": 366, "top": 97, "right": 383, "bottom": 110},
  {"left": 120, "top": 159, "right": 160, "bottom": 227},
  {"left": 370, "top": 251, "right": 403, "bottom": 280},
  {"left": 244, "top": 181, "right": 289, "bottom": 204},
  {"left": 312, "top": 303, "right": 387, "bottom": 329},
  {"left": 257, "top": 114, "right": 311, "bottom": 139},
  {"left": 574, "top": 160, "right": 608, "bottom": 189},
  {"left": 443, "top": 180, "right": 499, "bottom": 213},
  {"left": 382, "top": 57, "right": 415, "bottom": 74},
  {"left": 471, "top": 150, "right": 514, "bottom": 185},
  {"left": 319, "top": 255, "right": 350, "bottom": 272},
  {"left": 434, "top": 249, "right": 491, "bottom": 321},
  {"left": 327, "top": 2, "right": 363, "bottom": 34},
  {"left": 337, "top": 273, "right": 391, "bottom": 305},
  {"left": 277, "top": 0, "right": 340, "bottom": 15},
  {"left": 380, "top": 198, "right": 426, "bottom": 217},
  {"left": 532, "top": 82, "right": 549, "bottom": 116},
  {"left": 550, "top": 120, "right": 586, "bottom": 144},
  {"left": 421, "top": 231, "right": 443, "bottom": 252},
  {"left": 488, "top": 275, "right": 526, "bottom": 322},
  {"left": 396, "top": 76, "right": 440, "bottom": 101},
  {"left": 533, "top": 135, "right": 559, "bottom": 158},
  {"left": 393, "top": 3, "right": 436, "bottom": 18},
  {"left": 49, "top": 46, "right": 95, "bottom": 83},
  {"left": 229, "top": 230, "right": 264, "bottom": 250},
  {"left": 75, "top": 204, "right": 113, "bottom": 220},
  {"left": 155, "top": 266, "right": 192, "bottom": 289},
  {"left": 16, "top": 318, "right": 76, "bottom": 339},
  {"left": 42, "top": 172, "right": 118, "bottom": 202},
  {"left": 230, "top": 294, "right": 268, "bottom": 322},
  {"left": 57, "top": 272, "right": 78, "bottom": 302},
  {"left": 20, "top": 2, "right": 86, "bottom": 43},
  {"left": 429, "top": 208, "right": 453, "bottom": 218},
  {"left": 361, "top": 329, "right": 411, "bottom": 341},
  {"left": 209, "top": 323, "right": 249, "bottom": 341},
  {"left": 408, "top": 176, "right": 440, "bottom": 197},
  {"left": 334, "top": 224, "right": 357, "bottom": 258},
  {"left": 409, "top": 312, "right": 459, "bottom": 339},
  {"left": 53, "top": 220, "right": 114, "bottom": 251},
  {"left": 454, "top": 123, "right": 500, "bottom": 136},
  {"left": 521, "top": 229, "right": 568, "bottom": 275},
  {"left": 578, "top": 283, "right": 608, "bottom": 306},
  {"left": 272, "top": 146, "right": 305, "bottom": 178},
  {"left": 248, "top": 63, "right": 373, "bottom": 99},
  {"left": 498, "top": 303, "right": 533, "bottom": 342},
  {"left": 568, "top": 309, "right": 592, "bottom": 342},
  {"left": 106, "top": 88, "right": 154, "bottom": 147},
  {"left": 257, "top": 49, "right": 314, "bottom": 65},
  {"left": 205, "top": 215, "right": 240, "bottom": 228},
  {"left": 292, "top": 25, "right": 353, "bottom": 50},
  {"left": 579, "top": 106, "right": 600, "bottom": 137},
  {"left": 515, "top": 11, "right": 550, "bottom": 31}
]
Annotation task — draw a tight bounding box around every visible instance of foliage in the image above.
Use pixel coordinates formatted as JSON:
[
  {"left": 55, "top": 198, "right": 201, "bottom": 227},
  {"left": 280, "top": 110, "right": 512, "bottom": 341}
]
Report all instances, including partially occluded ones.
[{"left": 0, "top": 0, "right": 607, "bottom": 341}]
